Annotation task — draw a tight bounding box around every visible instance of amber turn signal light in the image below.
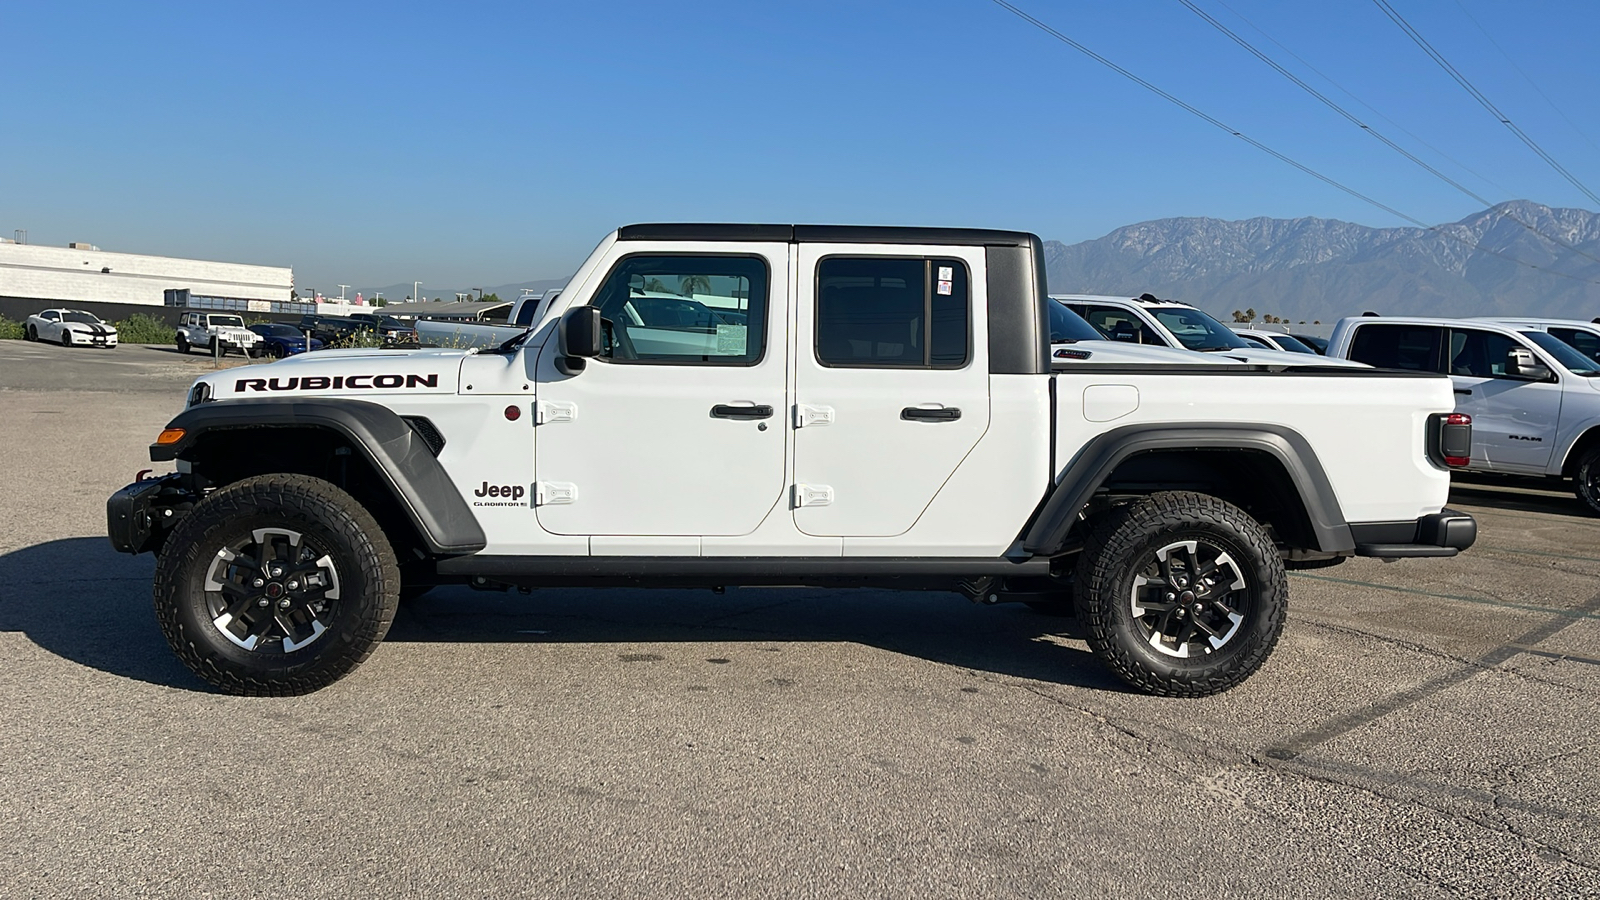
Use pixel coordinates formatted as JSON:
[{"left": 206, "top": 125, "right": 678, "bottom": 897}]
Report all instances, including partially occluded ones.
[{"left": 155, "top": 428, "right": 186, "bottom": 445}]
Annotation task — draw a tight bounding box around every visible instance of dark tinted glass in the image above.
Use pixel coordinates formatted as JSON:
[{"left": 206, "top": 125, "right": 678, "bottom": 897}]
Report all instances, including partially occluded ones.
[
  {"left": 815, "top": 257, "right": 969, "bottom": 368},
  {"left": 1549, "top": 327, "right": 1600, "bottom": 362},
  {"left": 1448, "top": 329, "right": 1520, "bottom": 377},
  {"left": 1081, "top": 306, "right": 1159, "bottom": 345},
  {"left": 1049, "top": 302, "right": 1104, "bottom": 342},
  {"left": 1347, "top": 324, "right": 1444, "bottom": 371}
]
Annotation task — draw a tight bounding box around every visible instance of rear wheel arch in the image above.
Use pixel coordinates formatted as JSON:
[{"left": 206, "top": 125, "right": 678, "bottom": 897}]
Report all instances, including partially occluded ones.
[{"left": 1023, "top": 424, "right": 1352, "bottom": 558}]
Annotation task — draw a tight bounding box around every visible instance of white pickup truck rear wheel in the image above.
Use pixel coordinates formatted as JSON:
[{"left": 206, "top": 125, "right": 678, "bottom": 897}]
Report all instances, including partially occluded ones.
[
  {"left": 152, "top": 474, "right": 400, "bottom": 695},
  {"left": 1075, "top": 491, "right": 1287, "bottom": 696}
]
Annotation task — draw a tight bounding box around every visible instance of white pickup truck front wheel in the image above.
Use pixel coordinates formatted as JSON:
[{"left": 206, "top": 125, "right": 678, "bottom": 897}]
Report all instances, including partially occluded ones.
[
  {"left": 1075, "top": 492, "right": 1287, "bottom": 697},
  {"left": 152, "top": 474, "right": 400, "bottom": 695}
]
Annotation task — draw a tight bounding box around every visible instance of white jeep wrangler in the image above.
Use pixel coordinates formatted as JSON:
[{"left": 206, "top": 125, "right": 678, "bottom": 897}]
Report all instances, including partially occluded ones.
[
  {"left": 110, "top": 224, "right": 1476, "bottom": 697},
  {"left": 175, "top": 311, "right": 262, "bottom": 357}
]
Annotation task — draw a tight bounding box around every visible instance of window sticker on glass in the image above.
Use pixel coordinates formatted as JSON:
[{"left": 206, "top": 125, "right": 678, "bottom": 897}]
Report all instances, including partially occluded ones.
[
  {"left": 716, "top": 324, "right": 748, "bottom": 355},
  {"left": 938, "top": 266, "right": 953, "bottom": 281},
  {"left": 937, "top": 280, "right": 953, "bottom": 296}
]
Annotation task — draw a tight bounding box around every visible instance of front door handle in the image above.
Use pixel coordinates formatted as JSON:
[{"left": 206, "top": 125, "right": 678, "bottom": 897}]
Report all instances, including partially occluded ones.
[
  {"left": 1454, "top": 389, "right": 1472, "bottom": 396},
  {"left": 901, "top": 406, "right": 962, "bottom": 421},
  {"left": 711, "top": 404, "right": 773, "bottom": 420}
]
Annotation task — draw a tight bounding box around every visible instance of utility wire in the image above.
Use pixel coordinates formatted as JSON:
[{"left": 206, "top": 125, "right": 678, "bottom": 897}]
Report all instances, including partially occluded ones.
[
  {"left": 1448, "top": 0, "right": 1600, "bottom": 160},
  {"left": 984, "top": 0, "right": 1600, "bottom": 285},
  {"left": 1211, "top": 0, "right": 1513, "bottom": 198},
  {"left": 1179, "top": 0, "right": 1600, "bottom": 268},
  {"left": 1371, "top": 0, "right": 1600, "bottom": 208}
]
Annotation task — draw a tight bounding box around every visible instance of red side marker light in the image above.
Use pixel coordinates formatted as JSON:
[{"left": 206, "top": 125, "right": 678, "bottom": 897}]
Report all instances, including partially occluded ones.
[{"left": 504, "top": 405, "right": 522, "bottom": 421}]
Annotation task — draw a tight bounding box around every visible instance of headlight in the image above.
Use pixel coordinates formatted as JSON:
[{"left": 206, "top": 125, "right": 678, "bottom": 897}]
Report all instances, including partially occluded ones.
[{"left": 188, "top": 382, "right": 213, "bottom": 407}]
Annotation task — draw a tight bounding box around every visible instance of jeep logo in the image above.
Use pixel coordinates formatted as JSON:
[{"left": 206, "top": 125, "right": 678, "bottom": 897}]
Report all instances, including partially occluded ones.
[{"left": 474, "top": 482, "right": 526, "bottom": 501}]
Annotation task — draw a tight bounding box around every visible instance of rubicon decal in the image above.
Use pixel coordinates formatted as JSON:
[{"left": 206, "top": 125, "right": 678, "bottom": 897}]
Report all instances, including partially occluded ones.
[
  {"left": 233, "top": 374, "right": 439, "bottom": 392},
  {"left": 472, "top": 482, "right": 528, "bottom": 507}
]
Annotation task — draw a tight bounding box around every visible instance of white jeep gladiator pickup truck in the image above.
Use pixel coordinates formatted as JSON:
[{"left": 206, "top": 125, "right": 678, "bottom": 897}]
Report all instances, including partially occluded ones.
[{"left": 109, "top": 224, "right": 1476, "bottom": 697}]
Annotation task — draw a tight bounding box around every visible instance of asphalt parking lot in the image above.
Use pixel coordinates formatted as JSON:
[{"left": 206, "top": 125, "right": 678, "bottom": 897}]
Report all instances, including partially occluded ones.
[{"left": 1, "top": 340, "right": 1597, "bottom": 899}]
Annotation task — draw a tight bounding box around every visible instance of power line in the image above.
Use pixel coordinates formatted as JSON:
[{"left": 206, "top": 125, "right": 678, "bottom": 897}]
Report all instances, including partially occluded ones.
[
  {"left": 1370, "top": 0, "right": 1600, "bottom": 208},
  {"left": 984, "top": 0, "right": 1600, "bottom": 285},
  {"left": 1178, "top": 0, "right": 1600, "bottom": 269},
  {"left": 1448, "top": 0, "right": 1600, "bottom": 160},
  {"left": 1210, "top": 0, "right": 1514, "bottom": 198}
]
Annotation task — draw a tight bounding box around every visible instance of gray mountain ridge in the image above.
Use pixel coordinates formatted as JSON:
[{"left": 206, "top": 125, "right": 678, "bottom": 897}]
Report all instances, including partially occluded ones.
[{"left": 1043, "top": 200, "right": 1600, "bottom": 323}]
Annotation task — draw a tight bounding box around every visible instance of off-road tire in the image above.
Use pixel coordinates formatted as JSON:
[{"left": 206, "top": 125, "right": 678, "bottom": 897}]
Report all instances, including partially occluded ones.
[
  {"left": 153, "top": 474, "right": 400, "bottom": 695},
  {"left": 1075, "top": 491, "right": 1287, "bottom": 697},
  {"left": 1574, "top": 447, "right": 1600, "bottom": 516},
  {"left": 209, "top": 337, "right": 224, "bottom": 357},
  {"left": 176, "top": 334, "right": 189, "bottom": 354}
]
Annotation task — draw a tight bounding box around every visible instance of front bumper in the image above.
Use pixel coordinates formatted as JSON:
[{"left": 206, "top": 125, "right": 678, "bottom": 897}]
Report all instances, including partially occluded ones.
[
  {"left": 107, "top": 473, "right": 200, "bottom": 555},
  {"left": 1350, "top": 509, "right": 1478, "bottom": 558}
]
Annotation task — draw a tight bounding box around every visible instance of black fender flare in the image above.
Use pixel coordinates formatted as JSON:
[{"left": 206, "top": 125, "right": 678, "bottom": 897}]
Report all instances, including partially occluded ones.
[
  {"left": 1022, "top": 423, "right": 1354, "bottom": 556},
  {"left": 149, "top": 398, "right": 486, "bottom": 555}
]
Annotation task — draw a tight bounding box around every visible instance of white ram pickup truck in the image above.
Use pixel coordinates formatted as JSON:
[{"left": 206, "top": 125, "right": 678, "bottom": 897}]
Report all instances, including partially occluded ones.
[{"left": 108, "top": 224, "right": 1476, "bottom": 698}]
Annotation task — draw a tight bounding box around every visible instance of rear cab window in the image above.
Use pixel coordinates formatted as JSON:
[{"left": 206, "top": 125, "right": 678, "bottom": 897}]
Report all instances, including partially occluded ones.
[
  {"left": 1347, "top": 324, "right": 1445, "bottom": 372},
  {"left": 814, "top": 257, "right": 969, "bottom": 368}
]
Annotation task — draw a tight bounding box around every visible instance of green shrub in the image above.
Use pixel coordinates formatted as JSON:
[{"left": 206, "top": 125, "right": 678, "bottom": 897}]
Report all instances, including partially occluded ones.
[
  {"left": 0, "top": 316, "right": 24, "bottom": 340},
  {"left": 330, "top": 329, "right": 386, "bottom": 349},
  {"left": 112, "top": 313, "right": 176, "bottom": 344}
]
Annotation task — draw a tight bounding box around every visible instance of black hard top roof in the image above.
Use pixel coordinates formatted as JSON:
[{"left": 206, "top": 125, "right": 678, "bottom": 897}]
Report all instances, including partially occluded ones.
[{"left": 617, "top": 223, "right": 1040, "bottom": 247}]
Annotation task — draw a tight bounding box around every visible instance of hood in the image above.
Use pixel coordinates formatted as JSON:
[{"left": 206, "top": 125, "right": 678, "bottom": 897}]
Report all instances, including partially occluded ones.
[
  {"left": 1052, "top": 341, "right": 1231, "bottom": 365},
  {"left": 63, "top": 322, "right": 117, "bottom": 334},
  {"left": 192, "top": 347, "right": 471, "bottom": 403}
]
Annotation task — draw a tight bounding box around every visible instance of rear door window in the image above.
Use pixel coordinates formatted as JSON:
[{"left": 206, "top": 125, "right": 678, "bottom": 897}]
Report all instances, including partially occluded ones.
[
  {"left": 1346, "top": 324, "right": 1445, "bottom": 371},
  {"left": 814, "top": 257, "right": 969, "bottom": 368}
]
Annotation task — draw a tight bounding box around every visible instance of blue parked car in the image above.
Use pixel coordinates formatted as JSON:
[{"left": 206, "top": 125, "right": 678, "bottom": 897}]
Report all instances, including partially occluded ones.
[{"left": 248, "top": 323, "right": 325, "bottom": 358}]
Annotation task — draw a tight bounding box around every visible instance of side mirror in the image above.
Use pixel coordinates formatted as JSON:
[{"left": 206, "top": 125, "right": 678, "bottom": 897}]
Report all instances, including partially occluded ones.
[
  {"left": 1507, "top": 347, "right": 1552, "bottom": 381},
  {"left": 555, "top": 306, "right": 602, "bottom": 375}
]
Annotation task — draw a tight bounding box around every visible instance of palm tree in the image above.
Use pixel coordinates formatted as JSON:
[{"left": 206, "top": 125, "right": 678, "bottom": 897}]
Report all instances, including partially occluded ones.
[{"left": 679, "top": 275, "right": 713, "bottom": 296}]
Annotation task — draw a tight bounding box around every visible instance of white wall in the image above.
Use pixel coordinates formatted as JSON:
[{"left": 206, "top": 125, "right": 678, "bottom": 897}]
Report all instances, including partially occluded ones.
[{"left": 0, "top": 243, "right": 293, "bottom": 307}]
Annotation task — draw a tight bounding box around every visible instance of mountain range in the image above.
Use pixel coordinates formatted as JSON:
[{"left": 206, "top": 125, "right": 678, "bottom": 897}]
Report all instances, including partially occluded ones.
[
  {"left": 335, "top": 201, "right": 1600, "bottom": 323},
  {"left": 1043, "top": 200, "right": 1600, "bottom": 323}
]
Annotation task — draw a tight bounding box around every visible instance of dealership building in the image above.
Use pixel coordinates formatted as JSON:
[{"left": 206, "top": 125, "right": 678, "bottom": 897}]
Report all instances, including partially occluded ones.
[{"left": 0, "top": 238, "right": 299, "bottom": 322}]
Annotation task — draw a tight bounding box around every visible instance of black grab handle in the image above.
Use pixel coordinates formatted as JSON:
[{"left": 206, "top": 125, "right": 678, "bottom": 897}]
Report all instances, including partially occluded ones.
[
  {"left": 901, "top": 407, "right": 961, "bottom": 421},
  {"left": 711, "top": 404, "right": 774, "bottom": 420}
]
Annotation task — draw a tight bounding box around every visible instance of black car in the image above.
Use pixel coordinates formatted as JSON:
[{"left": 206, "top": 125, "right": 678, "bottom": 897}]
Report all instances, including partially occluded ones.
[
  {"left": 1288, "top": 333, "right": 1329, "bottom": 355},
  {"left": 349, "top": 313, "right": 420, "bottom": 344}
]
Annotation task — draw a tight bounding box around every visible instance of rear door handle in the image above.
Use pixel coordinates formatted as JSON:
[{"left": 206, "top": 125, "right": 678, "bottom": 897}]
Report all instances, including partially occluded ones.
[
  {"left": 901, "top": 406, "right": 962, "bottom": 421},
  {"left": 711, "top": 404, "right": 773, "bottom": 420}
]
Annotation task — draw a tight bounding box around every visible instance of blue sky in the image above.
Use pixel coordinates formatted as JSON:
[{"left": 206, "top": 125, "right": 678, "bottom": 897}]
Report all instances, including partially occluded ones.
[{"left": 5, "top": 0, "right": 1599, "bottom": 292}]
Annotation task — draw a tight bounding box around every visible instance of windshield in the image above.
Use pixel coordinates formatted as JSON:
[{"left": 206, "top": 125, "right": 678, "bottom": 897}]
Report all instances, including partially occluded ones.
[
  {"left": 209, "top": 315, "right": 245, "bottom": 328},
  {"left": 1048, "top": 301, "right": 1105, "bottom": 343},
  {"left": 63, "top": 312, "right": 104, "bottom": 325},
  {"left": 1522, "top": 331, "right": 1600, "bottom": 376},
  {"left": 1269, "top": 334, "right": 1318, "bottom": 354},
  {"left": 1150, "top": 308, "right": 1249, "bottom": 351}
]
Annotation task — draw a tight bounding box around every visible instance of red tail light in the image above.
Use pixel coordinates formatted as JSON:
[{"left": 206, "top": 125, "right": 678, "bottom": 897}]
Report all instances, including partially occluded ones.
[
  {"left": 1445, "top": 413, "right": 1471, "bottom": 426},
  {"left": 1438, "top": 413, "right": 1472, "bottom": 468}
]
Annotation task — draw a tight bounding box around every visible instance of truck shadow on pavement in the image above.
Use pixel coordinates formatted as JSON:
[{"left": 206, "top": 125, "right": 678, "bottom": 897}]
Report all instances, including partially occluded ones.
[
  {"left": 1447, "top": 482, "right": 1595, "bottom": 519},
  {"left": 0, "top": 537, "right": 1123, "bottom": 694}
]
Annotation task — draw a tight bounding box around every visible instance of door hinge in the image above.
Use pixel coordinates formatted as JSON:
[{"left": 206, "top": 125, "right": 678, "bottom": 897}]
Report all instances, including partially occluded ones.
[
  {"left": 794, "top": 404, "right": 835, "bottom": 428},
  {"left": 793, "top": 483, "right": 834, "bottom": 508},
  {"left": 536, "top": 401, "right": 577, "bottom": 425},
  {"left": 535, "top": 482, "right": 578, "bottom": 506}
]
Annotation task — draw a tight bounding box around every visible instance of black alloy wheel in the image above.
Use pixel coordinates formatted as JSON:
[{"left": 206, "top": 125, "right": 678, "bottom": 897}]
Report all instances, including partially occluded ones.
[
  {"left": 1075, "top": 491, "right": 1287, "bottom": 696},
  {"left": 153, "top": 474, "right": 400, "bottom": 695}
]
